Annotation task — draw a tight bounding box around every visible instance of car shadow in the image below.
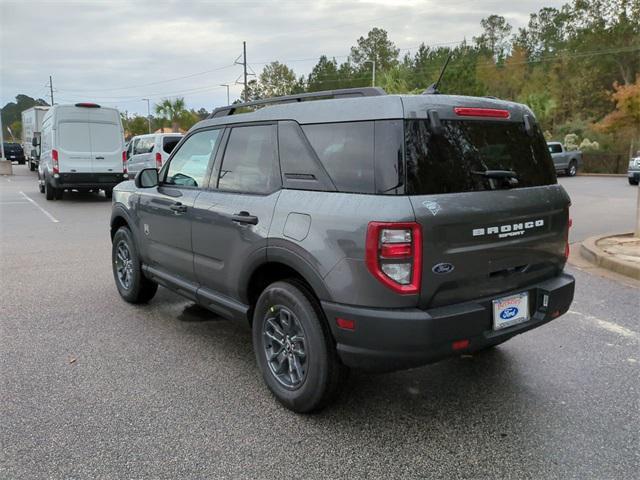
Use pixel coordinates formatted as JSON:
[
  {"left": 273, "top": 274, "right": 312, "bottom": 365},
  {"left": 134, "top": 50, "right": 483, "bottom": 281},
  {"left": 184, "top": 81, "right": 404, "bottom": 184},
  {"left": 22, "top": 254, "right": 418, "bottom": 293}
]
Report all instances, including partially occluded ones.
[{"left": 58, "top": 190, "right": 112, "bottom": 203}]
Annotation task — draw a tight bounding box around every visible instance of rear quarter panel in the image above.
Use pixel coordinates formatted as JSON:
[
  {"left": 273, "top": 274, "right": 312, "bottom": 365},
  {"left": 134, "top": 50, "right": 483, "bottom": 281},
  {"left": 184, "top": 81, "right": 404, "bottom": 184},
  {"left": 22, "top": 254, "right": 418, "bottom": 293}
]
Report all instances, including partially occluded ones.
[{"left": 269, "top": 189, "right": 418, "bottom": 308}]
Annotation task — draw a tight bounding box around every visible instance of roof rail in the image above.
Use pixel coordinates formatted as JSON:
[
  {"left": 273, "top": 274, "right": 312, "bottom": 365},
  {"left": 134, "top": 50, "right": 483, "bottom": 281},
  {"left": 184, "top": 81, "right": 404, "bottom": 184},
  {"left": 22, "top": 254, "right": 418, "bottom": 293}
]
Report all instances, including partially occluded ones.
[{"left": 208, "top": 87, "right": 387, "bottom": 118}]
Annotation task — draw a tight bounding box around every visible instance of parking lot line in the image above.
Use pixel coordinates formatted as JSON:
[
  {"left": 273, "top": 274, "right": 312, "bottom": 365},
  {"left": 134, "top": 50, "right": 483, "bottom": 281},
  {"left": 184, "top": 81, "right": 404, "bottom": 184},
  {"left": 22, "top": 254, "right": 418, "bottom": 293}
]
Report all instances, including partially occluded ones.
[{"left": 18, "top": 191, "right": 60, "bottom": 223}]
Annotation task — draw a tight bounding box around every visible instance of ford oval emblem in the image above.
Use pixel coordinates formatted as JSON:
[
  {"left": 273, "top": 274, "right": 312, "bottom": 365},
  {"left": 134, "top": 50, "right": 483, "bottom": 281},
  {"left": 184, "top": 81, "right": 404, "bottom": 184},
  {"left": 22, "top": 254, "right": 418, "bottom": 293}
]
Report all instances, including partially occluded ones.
[
  {"left": 432, "top": 262, "right": 454, "bottom": 274},
  {"left": 500, "top": 307, "right": 519, "bottom": 320}
]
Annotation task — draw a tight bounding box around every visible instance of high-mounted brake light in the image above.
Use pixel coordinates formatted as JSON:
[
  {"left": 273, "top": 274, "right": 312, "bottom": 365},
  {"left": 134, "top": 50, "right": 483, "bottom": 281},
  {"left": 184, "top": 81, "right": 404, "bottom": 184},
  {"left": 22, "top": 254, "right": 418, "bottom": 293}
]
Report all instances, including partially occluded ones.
[
  {"left": 366, "top": 222, "right": 422, "bottom": 294},
  {"left": 155, "top": 152, "right": 162, "bottom": 169},
  {"left": 52, "top": 149, "right": 59, "bottom": 174},
  {"left": 75, "top": 102, "right": 101, "bottom": 108},
  {"left": 454, "top": 107, "right": 510, "bottom": 119},
  {"left": 122, "top": 151, "right": 128, "bottom": 174}
]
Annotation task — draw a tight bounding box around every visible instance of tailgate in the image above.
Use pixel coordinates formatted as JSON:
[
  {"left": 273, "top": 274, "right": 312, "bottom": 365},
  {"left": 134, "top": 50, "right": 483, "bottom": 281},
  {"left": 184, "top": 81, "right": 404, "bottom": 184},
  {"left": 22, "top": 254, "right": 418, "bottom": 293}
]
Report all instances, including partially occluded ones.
[{"left": 410, "top": 185, "right": 570, "bottom": 308}]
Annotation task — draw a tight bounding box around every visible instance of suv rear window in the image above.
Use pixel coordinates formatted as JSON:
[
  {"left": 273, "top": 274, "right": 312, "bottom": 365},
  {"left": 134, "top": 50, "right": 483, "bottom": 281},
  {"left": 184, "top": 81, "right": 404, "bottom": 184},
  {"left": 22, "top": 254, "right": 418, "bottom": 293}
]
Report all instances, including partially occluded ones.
[{"left": 405, "top": 120, "right": 556, "bottom": 195}]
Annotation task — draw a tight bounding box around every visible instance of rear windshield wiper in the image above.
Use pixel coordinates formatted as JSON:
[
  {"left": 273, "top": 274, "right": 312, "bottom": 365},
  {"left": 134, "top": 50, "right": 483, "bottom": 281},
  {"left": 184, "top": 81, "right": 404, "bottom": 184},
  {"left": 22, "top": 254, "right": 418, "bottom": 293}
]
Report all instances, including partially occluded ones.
[{"left": 471, "top": 170, "right": 518, "bottom": 179}]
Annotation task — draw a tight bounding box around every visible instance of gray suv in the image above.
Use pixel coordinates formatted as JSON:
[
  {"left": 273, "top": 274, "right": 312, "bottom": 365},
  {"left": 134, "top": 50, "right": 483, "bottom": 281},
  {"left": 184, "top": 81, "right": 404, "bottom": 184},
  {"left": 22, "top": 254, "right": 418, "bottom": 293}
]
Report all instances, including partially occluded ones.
[{"left": 110, "top": 88, "right": 575, "bottom": 412}]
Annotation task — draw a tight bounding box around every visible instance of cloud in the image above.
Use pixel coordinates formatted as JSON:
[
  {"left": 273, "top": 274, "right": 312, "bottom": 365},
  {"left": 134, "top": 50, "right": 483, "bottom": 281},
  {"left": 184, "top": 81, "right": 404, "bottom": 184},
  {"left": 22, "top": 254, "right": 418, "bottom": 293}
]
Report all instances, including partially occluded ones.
[{"left": 0, "top": 0, "right": 565, "bottom": 115}]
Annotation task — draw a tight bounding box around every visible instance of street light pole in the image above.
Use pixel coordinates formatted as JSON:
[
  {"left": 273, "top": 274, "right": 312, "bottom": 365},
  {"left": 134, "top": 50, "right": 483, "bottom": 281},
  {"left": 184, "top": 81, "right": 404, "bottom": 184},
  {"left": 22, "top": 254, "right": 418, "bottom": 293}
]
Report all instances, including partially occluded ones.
[
  {"left": 220, "top": 84, "right": 230, "bottom": 105},
  {"left": 364, "top": 60, "right": 376, "bottom": 87},
  {"left": 142, "top": 98, "right": 151, "bottom": 134}
]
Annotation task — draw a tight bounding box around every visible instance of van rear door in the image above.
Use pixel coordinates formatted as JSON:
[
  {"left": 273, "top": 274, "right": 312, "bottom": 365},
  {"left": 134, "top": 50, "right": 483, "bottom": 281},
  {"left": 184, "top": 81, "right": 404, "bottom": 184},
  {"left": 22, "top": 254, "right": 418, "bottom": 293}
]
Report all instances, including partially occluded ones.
[
  {"left": 403, "top": 116, "right": 570, "bottom": 309},
  {"left": 87, "top": 108, "right": 124, "bottom": 174},
  {"left": 56, "top": 109, "right": 92, "bottom": 173}
]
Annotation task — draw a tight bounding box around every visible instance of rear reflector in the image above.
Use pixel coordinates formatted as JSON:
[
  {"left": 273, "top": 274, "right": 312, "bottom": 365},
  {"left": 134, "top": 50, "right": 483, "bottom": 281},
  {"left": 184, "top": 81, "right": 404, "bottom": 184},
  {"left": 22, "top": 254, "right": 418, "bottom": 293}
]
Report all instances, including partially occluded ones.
[
  {"left": 75, "top": 102, "right": 101, "bottom": 108},
  {"left": 454, "top": 107, "right": 510, "bottom": 119},
  {"left": 452, "top": 339, "right": 470, "bottom": 351},
  {"left": 336, "top": 318, "right": 355, "bottom": 330}
]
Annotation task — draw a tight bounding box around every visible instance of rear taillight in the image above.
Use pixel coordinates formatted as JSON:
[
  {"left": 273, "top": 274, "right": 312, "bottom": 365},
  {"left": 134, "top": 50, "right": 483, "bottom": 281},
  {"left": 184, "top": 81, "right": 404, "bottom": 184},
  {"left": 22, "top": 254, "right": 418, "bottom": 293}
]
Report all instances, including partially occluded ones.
[
  {"left": 365, "top": 222, "right": 422, "bottom": 294},
  {"left": 454, "top": 107, "right": 510, "bottom": 119},
  {"left": 564, "top": 214, "right": 572, "bottom": 260},
  {"left": 52, "top": 149, "right": 59, "bottom": 174},
  {"left": 155, "top": 152, "right": 162, "bottom": 169},
  {"left": 122, "top": 151, "right": 128, "bottom": 174}
]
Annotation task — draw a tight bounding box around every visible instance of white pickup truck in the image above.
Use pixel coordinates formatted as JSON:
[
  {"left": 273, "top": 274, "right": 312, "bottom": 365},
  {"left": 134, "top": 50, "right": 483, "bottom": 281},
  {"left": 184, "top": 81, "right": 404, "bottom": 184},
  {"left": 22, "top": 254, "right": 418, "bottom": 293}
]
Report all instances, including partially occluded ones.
[{"left": 547, "top": 142, "right": 582, "bottom": 177}]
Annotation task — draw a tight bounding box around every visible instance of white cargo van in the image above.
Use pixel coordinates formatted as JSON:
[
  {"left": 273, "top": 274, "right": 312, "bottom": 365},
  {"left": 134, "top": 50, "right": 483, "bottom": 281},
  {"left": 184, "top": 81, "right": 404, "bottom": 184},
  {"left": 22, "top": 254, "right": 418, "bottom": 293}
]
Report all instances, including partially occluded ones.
[{"left": 37, "top": 103, "right": 127, "bottom": 200}]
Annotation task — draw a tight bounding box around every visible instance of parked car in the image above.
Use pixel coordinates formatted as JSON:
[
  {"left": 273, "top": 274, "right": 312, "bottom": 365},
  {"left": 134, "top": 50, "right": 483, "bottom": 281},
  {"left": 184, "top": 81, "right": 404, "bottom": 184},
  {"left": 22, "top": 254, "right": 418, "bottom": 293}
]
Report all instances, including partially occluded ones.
[
  {"left": 2, "top": 142, "right": 25, "bottom": 164},
  {"left": 126, "top": 133, "right": 183, "bottom": 174},
  {"left": 21, "top": 106, "right": 50, "bottom": 171},
  {"left": 629, "top": 151, "right": 640, "bottom": 185},
  {"left": 37, "top": 103, "right": 127, "bottom": 200},
  {"left": 547, "top": 142, "right": 582, "bottom": 176},
  {"left": 110, "top": 88, "right": 575, "bottom": 413}
]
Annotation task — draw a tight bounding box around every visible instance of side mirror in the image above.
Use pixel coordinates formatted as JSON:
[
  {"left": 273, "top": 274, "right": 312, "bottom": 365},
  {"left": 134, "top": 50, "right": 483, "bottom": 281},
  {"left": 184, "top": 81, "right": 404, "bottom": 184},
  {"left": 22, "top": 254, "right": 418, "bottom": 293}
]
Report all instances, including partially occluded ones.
[
  {"left": 135, "top": 168, "right": 159, "bottom": 188},
  {"left": 32, "top": 137, "right": 39, "bottom": 147}
]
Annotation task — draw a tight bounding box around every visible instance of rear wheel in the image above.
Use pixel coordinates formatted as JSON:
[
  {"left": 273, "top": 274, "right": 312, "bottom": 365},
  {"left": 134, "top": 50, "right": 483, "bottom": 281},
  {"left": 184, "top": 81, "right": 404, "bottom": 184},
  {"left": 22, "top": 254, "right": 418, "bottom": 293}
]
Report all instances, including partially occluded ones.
[
  {"left": 629, "top": 178, "right": 639, "bottom": 186},
  {"left": 44, "top": 178, "right": 54, "bottom": 200},
  {"left": 566, "top": 161, "right": 577, "bottom": 177},
  {"left": 252, "top": 280, "right": 347, "bottom": 413},
  {"left": 54, "top": 187, "right": 63, "bottom": 200},
  {"left": 112, "top": 226, "right": 158, "bottom": 303}
]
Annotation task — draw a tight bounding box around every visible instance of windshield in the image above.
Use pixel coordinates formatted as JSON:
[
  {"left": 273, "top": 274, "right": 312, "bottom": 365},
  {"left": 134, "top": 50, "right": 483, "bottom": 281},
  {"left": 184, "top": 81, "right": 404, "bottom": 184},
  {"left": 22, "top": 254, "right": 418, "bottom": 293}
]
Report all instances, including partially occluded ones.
[{"left": 405, "top": 119, "right": 556, "bottom": 195}]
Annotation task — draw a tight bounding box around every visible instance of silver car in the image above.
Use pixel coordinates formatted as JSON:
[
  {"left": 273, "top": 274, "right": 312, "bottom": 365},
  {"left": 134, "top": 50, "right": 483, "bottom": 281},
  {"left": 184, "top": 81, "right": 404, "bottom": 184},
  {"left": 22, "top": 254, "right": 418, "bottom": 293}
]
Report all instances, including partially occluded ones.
[{"left": 126, "top": 133, "right": 183, "bottom": 174}]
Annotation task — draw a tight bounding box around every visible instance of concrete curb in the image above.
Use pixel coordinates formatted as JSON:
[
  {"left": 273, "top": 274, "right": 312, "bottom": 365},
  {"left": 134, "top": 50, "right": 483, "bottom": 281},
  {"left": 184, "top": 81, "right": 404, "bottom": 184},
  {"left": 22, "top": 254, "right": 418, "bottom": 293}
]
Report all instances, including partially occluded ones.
[
  {"left": 577, "top": 173, "right": 626, "bottom": 177},
  {"left": 580, "top": 234, "right": 640, "bottom": 281}
]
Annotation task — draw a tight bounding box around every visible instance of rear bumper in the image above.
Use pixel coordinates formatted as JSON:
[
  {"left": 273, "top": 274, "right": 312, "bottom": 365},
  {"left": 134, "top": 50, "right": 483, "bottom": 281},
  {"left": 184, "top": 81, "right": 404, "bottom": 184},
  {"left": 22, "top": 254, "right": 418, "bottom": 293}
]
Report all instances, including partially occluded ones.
[
  {"left": 322, "top": 272, "right": 575, "bottom": 372},
  {"left": 50, "top": 172, "right": 128, "bottom": 189}
]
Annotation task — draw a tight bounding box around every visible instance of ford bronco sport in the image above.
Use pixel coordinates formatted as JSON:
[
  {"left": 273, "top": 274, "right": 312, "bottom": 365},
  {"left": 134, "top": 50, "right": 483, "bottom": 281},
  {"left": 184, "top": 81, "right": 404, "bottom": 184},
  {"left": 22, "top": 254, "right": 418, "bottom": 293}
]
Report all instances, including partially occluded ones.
[{"left": 110, "top": 87, "right": 575, "bottom": 413}]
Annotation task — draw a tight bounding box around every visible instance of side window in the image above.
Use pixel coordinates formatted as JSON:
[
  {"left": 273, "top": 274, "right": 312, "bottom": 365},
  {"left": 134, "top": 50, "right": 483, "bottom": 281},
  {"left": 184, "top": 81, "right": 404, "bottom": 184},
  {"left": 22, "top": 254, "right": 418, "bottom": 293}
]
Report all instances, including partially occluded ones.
[
  {"left": 548, "top": 144, "right": 562, "bottom": 154},
  {"left": 165, "top": 129, "right": 221, "bottom": 188},
  {"left": 132, "top": 138, "right": 142, "bottom": 155},
  {"left": 278, "top": 121, "right": 334, "bottom": 191},
  {"left": 217, "top": 125, "right": 278, "bottom": 194},
  {"left": 301, "top": 121, "right": 374, "bottom": 193},
  {"left": 163, "top": 136, "right": 182, "bottom": 154}
]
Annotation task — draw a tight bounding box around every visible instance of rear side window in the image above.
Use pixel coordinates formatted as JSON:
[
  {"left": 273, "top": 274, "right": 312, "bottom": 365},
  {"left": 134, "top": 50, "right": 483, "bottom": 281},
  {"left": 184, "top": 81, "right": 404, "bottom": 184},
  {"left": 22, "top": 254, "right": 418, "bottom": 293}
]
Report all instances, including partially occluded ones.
[
  {"left": 58, "top": 122, "right": 91, "bottom": 152},
  {"left": 90, "top": 123, "right": 122, "bottom": 151},
  {"left": 405, "top": 120, "right": 556, "bottom": 195},
  {"left": 163, "top": 136, "right": 182, "bottom": 154},
  {"left": 134, "top": 137, "right": 154, "bottom": 155},
  {"left": 548, "top": 143, "right": 562, "bottom": 154},
  {"left": 217, "top": 125, "right": 278, "bottom": 194},
  {"left": 302, "top": 122, "right": 374, "bottom": 193}
]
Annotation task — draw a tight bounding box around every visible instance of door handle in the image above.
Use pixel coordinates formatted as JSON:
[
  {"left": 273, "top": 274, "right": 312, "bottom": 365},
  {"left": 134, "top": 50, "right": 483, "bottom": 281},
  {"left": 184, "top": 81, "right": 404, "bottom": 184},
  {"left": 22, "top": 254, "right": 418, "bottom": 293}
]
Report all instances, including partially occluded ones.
[
  {"left": 231, "top": 211, "right": 258, "bottom": 225},
  {"left": 170, "top": 202, "right": 187, "bottom": 213},
  {"left": 95, "top": 156, "right": 104, "bottom": 160}
]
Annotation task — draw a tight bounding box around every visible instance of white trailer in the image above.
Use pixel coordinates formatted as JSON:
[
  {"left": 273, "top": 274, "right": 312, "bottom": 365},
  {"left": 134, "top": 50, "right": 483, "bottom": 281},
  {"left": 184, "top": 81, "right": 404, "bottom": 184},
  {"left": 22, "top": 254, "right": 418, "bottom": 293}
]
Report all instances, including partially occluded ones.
[{"left": 21, "top": 106, "right": 50, "bottom": 171}]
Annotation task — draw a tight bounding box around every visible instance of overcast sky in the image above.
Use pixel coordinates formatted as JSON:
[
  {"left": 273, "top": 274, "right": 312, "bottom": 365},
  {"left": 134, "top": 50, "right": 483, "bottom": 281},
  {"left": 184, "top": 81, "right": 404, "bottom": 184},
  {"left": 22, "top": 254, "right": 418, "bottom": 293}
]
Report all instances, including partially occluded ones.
[{"left": 1, "top": 0, "right": 565, "bottom": 116}]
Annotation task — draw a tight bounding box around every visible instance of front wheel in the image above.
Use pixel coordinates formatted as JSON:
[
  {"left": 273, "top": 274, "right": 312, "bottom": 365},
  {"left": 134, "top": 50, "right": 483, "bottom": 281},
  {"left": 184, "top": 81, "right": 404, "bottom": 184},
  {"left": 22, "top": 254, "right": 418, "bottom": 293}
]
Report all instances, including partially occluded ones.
[
  {"left": 252, "top": 280, "right": 347, "bottom": 413},
  {"left": 566, "top": 161, "right": 577, "bottom": 177},
  {"left": 112, "top": 226, "right": 158, "bottom": 303}
]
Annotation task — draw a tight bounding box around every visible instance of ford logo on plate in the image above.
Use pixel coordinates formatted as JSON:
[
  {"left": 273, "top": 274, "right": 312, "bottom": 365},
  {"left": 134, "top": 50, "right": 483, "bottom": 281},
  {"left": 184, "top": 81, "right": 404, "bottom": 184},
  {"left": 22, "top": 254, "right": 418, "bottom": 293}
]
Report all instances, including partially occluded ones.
[
  {"left": 432, "top": 262, "right": 454, "bottom": 274},
  {"left": 500, "top": 307, "right": 519, "bottom": 320}
]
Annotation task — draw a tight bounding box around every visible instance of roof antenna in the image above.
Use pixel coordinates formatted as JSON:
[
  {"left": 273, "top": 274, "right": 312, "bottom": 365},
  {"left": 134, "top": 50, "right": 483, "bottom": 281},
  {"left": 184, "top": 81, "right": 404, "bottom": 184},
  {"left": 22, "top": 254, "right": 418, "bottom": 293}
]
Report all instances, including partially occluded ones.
[{"left": 424, "top": 53, "right": 452, "bottom": 95}]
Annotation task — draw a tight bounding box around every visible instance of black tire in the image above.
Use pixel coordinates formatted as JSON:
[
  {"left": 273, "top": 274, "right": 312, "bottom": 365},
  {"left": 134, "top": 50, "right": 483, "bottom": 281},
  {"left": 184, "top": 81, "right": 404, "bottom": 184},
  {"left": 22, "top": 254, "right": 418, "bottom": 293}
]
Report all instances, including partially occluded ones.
[
  {"left": 104, "top": 188, "right": 113, "bottom": 199},
  {"left": 39, "top": 181, "right": 45, "bottom": 194},
  {"left": 629, "top": 178, "right": 639, "bottom": 186},
  {"left": 29, "top": 161, "right": 35, "bottom": 171},
  {"left": 44, "top": 178, "right": 54, "bottom": 200},
  {"left": 252, "top": 280, "right": 347, "bottom": 413},
  {"left": 18, "top": 160, "right": 25, "bottom": 165},
  {"left": 566, "top": 161, "right": 577, "bottom": 177},
  {"left": 54, "top": 187, "right": 63, "bottom": 200},
  {"left": 112, "top": 227, "right": 158, "bottom": 303}
]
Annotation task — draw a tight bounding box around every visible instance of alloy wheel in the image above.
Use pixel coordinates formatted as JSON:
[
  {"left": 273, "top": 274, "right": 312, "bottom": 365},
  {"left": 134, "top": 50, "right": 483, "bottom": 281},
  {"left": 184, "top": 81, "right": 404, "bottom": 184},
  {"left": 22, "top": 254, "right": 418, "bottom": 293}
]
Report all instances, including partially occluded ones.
[
  {"left": 262, "top": 305, "right": 308, "bottom": 389},
  {"left": 115, "top": 240, "right": 134, "bottom": 290}
]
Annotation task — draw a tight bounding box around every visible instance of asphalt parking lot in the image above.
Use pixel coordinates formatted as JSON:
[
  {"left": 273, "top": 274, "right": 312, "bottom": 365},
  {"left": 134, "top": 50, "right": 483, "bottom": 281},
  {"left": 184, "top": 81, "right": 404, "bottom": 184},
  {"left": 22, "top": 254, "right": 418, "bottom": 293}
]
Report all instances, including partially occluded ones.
[{"left": 1, "top": 166, "right": 639, "bottom": 479}]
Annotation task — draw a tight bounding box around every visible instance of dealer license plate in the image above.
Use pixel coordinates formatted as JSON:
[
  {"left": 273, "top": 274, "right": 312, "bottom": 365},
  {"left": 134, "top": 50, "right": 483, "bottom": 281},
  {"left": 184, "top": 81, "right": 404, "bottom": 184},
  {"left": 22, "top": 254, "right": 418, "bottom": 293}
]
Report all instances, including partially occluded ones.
[{"left": 492, "top": 292, "right": 529, "bottom": 330}]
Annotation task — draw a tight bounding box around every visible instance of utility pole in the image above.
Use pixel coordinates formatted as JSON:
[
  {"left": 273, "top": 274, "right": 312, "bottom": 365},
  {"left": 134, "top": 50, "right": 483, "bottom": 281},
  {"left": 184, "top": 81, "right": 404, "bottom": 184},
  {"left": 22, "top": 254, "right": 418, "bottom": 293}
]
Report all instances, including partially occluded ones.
[
  {"left": 49, "top": 75, "right": 54, "bottom": 105},
  {"left": 243, "top": 41, "right": 248, "bottom": 102},
  {"left": 364, "top": 60, "right": 376, "bottom": 87},
  {"left": 142, "top": 98, "right": 151, "bottom": 133},
  {"left": 220, "top": 84, "right": 230, "bottom": 105}
]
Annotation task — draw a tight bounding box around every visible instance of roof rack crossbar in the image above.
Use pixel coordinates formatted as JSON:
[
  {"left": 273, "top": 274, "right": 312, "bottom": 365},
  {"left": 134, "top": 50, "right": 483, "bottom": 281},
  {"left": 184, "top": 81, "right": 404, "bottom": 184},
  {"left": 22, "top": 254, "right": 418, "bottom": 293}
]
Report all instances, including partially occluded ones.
[{"left": 208, "top": 87, "right": 386, "bottom": 118}]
